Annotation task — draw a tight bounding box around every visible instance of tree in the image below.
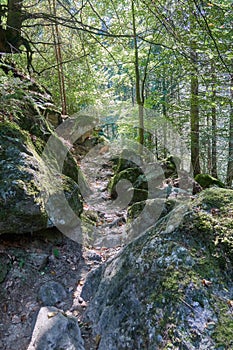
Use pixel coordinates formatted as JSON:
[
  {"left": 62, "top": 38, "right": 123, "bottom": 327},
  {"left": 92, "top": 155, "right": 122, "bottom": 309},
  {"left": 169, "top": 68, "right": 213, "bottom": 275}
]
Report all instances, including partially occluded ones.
[
  {"left": 226, "top": 60, "right": 233, "bottom": 186},
  {"left": 190, "top": 4, "right": 201, "bottom": 177},
  {"left": 0, "top": 0, "right": 32, "bottom": 70}
]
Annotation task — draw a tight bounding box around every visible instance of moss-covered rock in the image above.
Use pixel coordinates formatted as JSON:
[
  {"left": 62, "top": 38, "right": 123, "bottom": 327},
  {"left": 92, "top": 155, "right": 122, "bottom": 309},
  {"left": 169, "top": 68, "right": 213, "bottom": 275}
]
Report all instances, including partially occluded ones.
[
  {"left": 195, "top": 173, "right": 225, "bottom": 189},
  {"left": 0, "top": 72, "right": 60, "bottom": 141},
  {"left": 82, "top": 188, "right": 233, "bottom": 349},
  {"left": 108, "top": 167, "right": 143, "bottom": 199},
  {"left": 0, "top": 121, "right": 83, "bottom": 235},
  {"left": 127, "top": 198, "right": 176, "bottom": 222},
  {"left": 114, "top": 149, "right": 143, "bottom": 173}
]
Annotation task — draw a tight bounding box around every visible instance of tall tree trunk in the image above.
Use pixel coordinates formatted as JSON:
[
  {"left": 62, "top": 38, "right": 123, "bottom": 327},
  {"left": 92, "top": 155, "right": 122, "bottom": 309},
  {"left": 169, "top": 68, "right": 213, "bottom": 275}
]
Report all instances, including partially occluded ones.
[
  {"left": 211, "top": 64, "right": 218, "bottom": 178},
  {"left": 190, "top": 5, "right": 201, "bottom": 177},
  {"left": 162, "top": 75, "right": 168, "bottom": 158},
  {"left": 226, "top": 63, "right": 233, "bottom": 186},
  {"left": 190, "top": 50, "right": 201, "bottom": 177},
  {"left": 6, "top": 0, "right": 23, "bottom": 43},
  {"left": 207, "top": 113, "right": 212, "bottom": 173},
  {"left": 132, "top": 0, "right": 144, "bottom": 147},
  {"left": 49, "top": 0, "right": 67, "bottom": 115}
]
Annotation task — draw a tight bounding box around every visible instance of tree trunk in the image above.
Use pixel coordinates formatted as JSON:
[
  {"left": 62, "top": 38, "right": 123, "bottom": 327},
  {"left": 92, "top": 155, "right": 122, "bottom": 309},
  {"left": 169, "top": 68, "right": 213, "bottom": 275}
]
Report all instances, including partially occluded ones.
[
  {"left": 190, "top": 54, "right": 201, "bottom": 177},
  {"left": 211, "top": 64, "right": 218, "bottom": 178},
  {"left": 162, "top": 75, "right": 168, "bottom": 158},
  {"left": 190, "top": 5, "right": 201, "bottom": 177},
  {"left": 0, "top": 0, "right": 23, "bottom": 53},
  {"left": 7, "top": 0, "right": 23, "bottom": 42},
  {"left": 207, "top": 113, "right": 212, "bottom": 173},
  {"left": 226, "top": 63, "right": 233, "bottom": 186},
  {"left": 132, "top": 0, "right": 144, "bottom": 147},
  {"left": 49, "top": 0, "right": 67, "bottom": 115}
]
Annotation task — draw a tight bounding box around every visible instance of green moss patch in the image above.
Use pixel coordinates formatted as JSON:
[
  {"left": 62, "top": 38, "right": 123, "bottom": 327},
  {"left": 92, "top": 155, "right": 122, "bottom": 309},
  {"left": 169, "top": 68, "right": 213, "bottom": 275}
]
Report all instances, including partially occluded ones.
[{"left": 195, "top": 174, "right": 225, "bottom": 189}]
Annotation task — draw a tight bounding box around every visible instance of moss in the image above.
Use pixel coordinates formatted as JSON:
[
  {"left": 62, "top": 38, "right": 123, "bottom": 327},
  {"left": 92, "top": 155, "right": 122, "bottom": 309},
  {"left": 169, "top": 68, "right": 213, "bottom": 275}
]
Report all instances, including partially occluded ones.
[
  {"left": 212, "top": 302, "right": 233, "bottom": 348},
  {"left": 128, "top": 201, "right": 146, "bottom": 220},
  {"left": 0, "top": 121, "right": 30, "bottom": 143},
  {"left": 33, "top": 137, "right": 46, "bottom": 155},
  {"left": 195, "top": 174, "right": 225, "bottom": 189},
  {"left": 194, "top": 188, "right": 233, "bottom": 211},
  {"left": 108, "top": 167, "right": 144, "bottom": 198}
]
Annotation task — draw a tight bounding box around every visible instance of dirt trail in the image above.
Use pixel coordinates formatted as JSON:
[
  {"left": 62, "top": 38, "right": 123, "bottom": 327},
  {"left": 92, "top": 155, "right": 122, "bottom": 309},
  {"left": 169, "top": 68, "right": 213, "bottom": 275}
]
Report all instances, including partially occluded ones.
[
  {"left": 0, "top": 148, "right": 126, "bottom": 350},
  {"left": 79, "top": 150, "right": 127, "bottom": 249}
]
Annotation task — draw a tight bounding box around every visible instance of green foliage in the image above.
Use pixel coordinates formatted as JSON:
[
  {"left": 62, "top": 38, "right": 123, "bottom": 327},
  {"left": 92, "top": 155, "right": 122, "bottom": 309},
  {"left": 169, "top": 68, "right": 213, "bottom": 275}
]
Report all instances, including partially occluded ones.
[
  {"left": 53, "top": 248, "right": 60, "bottom": 259},
  {"left": 3, "top": 0, "right": 233, "bottom": 180},
  {"left": 0, "top": 74, "right": 29, "bottom": 121}
]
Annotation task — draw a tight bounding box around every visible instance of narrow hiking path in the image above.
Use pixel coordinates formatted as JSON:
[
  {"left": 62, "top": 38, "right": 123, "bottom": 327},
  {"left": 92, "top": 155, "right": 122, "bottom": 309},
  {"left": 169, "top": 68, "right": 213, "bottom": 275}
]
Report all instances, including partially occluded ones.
[
  {"left": 0, "top": 145, "right": 127, "bottom": 350},
  {"left": 78, "top": 148, "right": 127, "bottom": 251}
]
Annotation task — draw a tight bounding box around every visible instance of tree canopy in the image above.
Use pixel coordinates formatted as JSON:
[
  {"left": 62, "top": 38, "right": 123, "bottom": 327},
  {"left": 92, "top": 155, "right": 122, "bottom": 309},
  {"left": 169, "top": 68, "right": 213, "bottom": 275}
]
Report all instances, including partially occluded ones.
[{"left": 0, "top": 0, "right": 232, "bottom": 183}]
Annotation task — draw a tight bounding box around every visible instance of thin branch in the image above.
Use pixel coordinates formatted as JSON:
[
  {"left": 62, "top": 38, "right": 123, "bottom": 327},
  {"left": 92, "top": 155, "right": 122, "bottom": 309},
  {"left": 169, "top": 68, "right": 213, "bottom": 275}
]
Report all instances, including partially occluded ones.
[
  {"left": 37, "top": 54, "right": 91, "bottom": 74},
  {"left": 193, "top": 0, "right": 231, "bottom": 74}
]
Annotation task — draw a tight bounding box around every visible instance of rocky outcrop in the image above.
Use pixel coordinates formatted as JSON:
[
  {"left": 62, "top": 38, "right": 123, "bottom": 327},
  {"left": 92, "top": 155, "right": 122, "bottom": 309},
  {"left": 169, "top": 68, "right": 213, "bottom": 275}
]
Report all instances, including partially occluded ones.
[
  {"left": 82, "top": 188, "right": 233, "bottom": 349},
  {"left": 27, "top": 306, "right": 85, "bottom": 350},
  {"left": 0, "top": 121, "right": 83, "bottom": 235}
]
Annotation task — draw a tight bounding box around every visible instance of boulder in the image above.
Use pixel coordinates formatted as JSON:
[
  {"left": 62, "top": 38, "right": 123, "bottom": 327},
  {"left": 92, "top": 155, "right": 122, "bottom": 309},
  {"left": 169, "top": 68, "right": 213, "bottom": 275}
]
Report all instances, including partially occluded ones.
[
  {"left": 27, "top": 306, "right": 85, "bottom": 350},
  {"left": 114, "top": 149, "right": 143, "bottom": 173},
  {"left": 173, "top": 171, "right": 203, "bottom": 195},
  {"left": 109, "top": 161, "right": 165, "bottom": 205},
  {"left": 81, "top": 188, "right": 233, "bottom": 349},
  {"left": 108, "top": 167, "right": 143, "bottom": 199},
  {"left": 38, "top": 281, "right": 67, "bottom": 306},
  {"left": 0, "top": 122, "right": 83, "bottom": 235},
  {"left": 195, "top": 173, "right": 225, "bottom": 189}
]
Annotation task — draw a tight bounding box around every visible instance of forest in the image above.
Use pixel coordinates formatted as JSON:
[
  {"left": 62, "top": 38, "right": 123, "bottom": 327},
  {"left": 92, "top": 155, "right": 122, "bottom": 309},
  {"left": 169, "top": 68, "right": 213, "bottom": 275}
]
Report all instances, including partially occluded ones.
[
  {"left": 0, "top": 0, "right": 232, "bottom": 183},
  {"left": 1, "top": 1, "right": 233, "bottom": 350}
]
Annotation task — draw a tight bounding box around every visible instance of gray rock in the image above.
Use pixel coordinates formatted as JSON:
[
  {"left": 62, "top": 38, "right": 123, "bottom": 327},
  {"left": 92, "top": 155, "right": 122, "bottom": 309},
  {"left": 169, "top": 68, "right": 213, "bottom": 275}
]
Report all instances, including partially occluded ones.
[
  {"left": 84, "top": 250, "right": 102, "bottom": 262},
  {"left": 38, "top": 281, "right": 67, "bottom": 306},
  {"left": 28, "top": 253, "right": 49, "bottom": 271},
  {"left": 0, "top": 122, "right": 83, "bottom": 235},
  {"left": 27, "top": 306, "right": 85, "bottom": 350},
  {"left": 82, "top": 189, "right": 233, "bottom": 349},
  {"left": 0, "top": 253, "right": 11, "bottom": 282}
]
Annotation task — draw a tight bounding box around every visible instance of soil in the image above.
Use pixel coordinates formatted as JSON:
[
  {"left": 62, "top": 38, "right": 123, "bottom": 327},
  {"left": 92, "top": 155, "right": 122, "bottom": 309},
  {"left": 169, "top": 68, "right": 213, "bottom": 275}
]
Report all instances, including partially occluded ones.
[{"left": 0, "top": 146, "right": 126, "bottom": 350}]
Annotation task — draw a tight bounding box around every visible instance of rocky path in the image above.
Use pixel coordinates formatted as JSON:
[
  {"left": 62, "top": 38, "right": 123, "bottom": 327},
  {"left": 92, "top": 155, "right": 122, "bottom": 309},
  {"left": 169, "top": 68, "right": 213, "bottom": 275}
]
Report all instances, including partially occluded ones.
[
  {"left": 79, "top": 150, "right": 127, "bottom": 249},
  {"left": 0, "top": 148, "right": 126, "bottom": 350}
]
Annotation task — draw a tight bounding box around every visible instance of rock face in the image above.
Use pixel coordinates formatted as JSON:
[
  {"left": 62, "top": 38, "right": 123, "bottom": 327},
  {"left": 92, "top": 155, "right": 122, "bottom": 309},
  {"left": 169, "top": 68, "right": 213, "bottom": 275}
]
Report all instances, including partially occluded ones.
[
  {"left": 27, "top": 306, "right": 85, "bottom": 350},
  {"left": 82, "top": 188, "right": 233, "bottom": 349},
  {"left": 0, "top": 122, "right": 83, "bottom": 235}
]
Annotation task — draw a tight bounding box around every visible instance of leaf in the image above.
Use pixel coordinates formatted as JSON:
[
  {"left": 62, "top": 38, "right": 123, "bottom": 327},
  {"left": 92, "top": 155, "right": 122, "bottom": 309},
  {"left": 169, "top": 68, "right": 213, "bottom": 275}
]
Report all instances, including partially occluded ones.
[
  {"left": 95, "top": 334, "right": 101, "bottom": 347},
  {"left": 202, "top": 279, "right": 213, "bottom": 287},
  {"left": 47, "top": 311, "right": 59, "bottom": 318}
]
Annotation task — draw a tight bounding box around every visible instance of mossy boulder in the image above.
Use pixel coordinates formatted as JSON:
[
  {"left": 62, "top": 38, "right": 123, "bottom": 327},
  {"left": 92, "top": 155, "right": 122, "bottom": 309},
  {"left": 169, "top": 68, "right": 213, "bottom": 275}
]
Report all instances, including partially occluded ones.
[
  {"left": 195, "top": 173, "right": 225, "bottom": 189},
  {"left": 127, "top": 198, "right": 176, "bottom": 222},
  {"left": 82, "top": 188, "right": 233, "bottom": 349},
  {"left": 0, "top": 121, "right": 83, "bottom": 235},
  {"left": 0, "top": 71, "right": 60, "bottom": 141},
  {"left": 114, "top": 149, "right": 143, "bottom": 173},
  {"left": 126, "top": 188, "right": 148, "bottom": 204},
  {"left": 108, "top": 167, "right": 143, "bottom": 199}
]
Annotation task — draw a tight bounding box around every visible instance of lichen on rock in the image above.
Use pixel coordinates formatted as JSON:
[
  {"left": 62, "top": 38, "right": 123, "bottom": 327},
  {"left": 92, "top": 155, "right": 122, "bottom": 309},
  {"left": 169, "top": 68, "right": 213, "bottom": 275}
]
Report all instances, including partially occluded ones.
[
  {"left": 0, "top": 121, "right": 83, "bottom": 235},
  {"left": 82, "top": 188, "right": 233, "bottom": 349}
]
